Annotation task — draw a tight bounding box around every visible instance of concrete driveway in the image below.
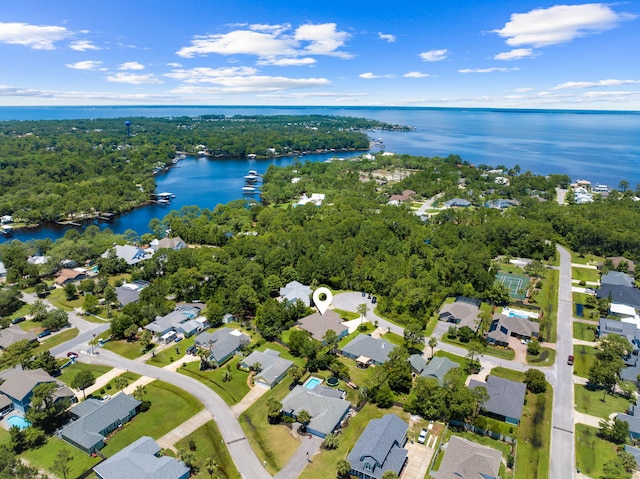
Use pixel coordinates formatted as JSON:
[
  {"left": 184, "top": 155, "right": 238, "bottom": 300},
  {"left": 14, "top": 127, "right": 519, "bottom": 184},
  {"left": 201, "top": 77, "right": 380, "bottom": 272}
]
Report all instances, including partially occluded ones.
[{"left": 402, "top": 440, "right": 435, "bottom": 479}]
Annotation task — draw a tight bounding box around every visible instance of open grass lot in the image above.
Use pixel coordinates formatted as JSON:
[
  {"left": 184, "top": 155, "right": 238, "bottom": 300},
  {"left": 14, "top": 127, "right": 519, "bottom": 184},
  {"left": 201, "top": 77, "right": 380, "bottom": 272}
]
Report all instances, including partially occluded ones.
[
  {"left": 47, "top": 287, "right": 84, "bottom": 311},
  {"left": 301, "top": 404, "right": 410, "bottom": 479},
  {"left": 21, "top": 436, "right": 101, "bottom": 478},
  {"left": 238, "top": 377, "right": 301, "bottom": 475},
  {"left": 175, "top": 421, "right": 241, "bottom": 479},
  {"left": 533, "top": 269, "right": 558, "bottom": 342},
  {"left": 573, "top": 322, "right": 597, "bottom": 342},
  {"left": 102, "top": 338, "right": 146, "bottom": 359},
  {"left": 573, "top": 344, "right": 598, "bottom": 378},
  {"left": 442, "top": 335, "right": 515, "bottom": 360},
  {"left": 180, "top": 356, "right": 250, "bottom": 405},
  {"left": 101, "top": 380, "right": 203, "bottom": 456},
  {"left": 575, "top": 424, "right": 619, "bottom": 478},
  {"left": 574, "top": 384, "right": 632, "bottom": 419},
  {"left": 571, "top": 267, "right": 601, "bottom": 283},
  {"left": 57, "top": 361, "right": 112, "bottom": 387},
  {"left": 515, "top": 387, "right": 553, "bottom": 479},
  {"left": 526, "top": 347, "right": 555, "bottom": 367},
  {"left": 570, "top": 252, "right": 603, "bottom": 265},
  {"left": 146, "top": 338, "right": 195, "bottom": 367}
]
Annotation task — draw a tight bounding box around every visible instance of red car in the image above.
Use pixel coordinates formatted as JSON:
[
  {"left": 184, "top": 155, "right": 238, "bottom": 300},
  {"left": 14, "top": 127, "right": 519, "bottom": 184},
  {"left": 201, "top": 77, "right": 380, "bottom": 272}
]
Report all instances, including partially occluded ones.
[
  {"left": 67, "top": 352, "right": 79, "bottom": 359},
  {"left": 567, "top": 355, "right": 574, "bottom": 365}
]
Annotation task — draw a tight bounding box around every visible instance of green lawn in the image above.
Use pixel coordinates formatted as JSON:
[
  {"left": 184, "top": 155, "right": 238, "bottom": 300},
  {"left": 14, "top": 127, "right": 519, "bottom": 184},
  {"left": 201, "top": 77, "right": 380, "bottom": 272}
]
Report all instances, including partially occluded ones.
[
  {"left": 575, "top": 424, "right": 619, "bottom": 478},
  {"left": 57, "top": 361, "right": 112, "bottom": 387},
  {"left": 257, "top": 341, "right": 306, "bottom": 368},
  {"left": 573, "top": 344, "right": 598, "bottom": 378},
  {"left": 442, "top": 335, "right": 515, "bottom": 360},
  {"left": 574, "top": 384, "right": 632, "bottom": 419},
  {"left": 337, "top": 324, "right": 375, "bottom": 349},
  {"left": 21, "top": 436, "right": 101, "bottom": 479},
  {"left": 179, "top": 356, "right": 251, "bottom": 405},
  {"left": 102, "top": 339, "right": 146, "bottom": 360},
  {"left": 573, "top": 322, "right": 597, "bottom": 342},
  {"left": 526, "top": 347, "right": 555, "bottom": 367},
  {"left": 434, "top": 349, "right": 465, "bottom": 365},
  {"left": 175, "top": 421, "right": 241, "bottom": 479},
  {"left": 531, "top": 269, "right": 558, "bottom": 342},
  {"left": 333, "top": 308, "right": 360, "bottom": 321},
  {"left": 238, "top": 377, "right": 302, "bottom": 475},
  {"left": 101, "top": 380, "right": 203, "bottom": 456},
  {"left": 32, "top": 328, "right": 79, "bottom": 354},
  {"left": 570, "top": 252, "right": 603, "bottom": 265},
  {"left": 571, "top": 267, "right": 601, "bottom": 283},
  {"left": 490, "top": 367, "right": 525, "bottom": 382},
  {"left": 302, "top": 404, "right": 410, "bottom": 479},
  {"left": 515, "top": 386, "right": 553, "bottom": 479},
  {"left": 47, "top": 287, "right": 84, "bottom": 311},
  {"left": 97, "top": 371, "right": 141, "bottom": 395},
  {"left": 146, "top": 339, "right": 194, "bottom": 367},
  {"left": 382, "top": 331, "right": 404, "bottom": 346}
]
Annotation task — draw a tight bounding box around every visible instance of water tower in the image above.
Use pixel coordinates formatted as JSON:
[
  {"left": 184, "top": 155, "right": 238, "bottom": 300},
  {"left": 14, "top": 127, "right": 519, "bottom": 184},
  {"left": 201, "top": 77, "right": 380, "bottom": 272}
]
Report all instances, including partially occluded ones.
[{"left": 124, "top": 120, "right": 131, "bottom": 136}]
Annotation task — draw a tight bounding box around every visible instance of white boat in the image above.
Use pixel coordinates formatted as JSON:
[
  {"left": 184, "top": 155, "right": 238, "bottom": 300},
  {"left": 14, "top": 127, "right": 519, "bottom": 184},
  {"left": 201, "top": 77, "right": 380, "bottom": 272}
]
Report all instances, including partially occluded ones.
[
  {"left": 241, "top": 186, "right": 256, "bottom": 193},
  {"left": 244, "top": 174, "right": 259, "bottom": 181}
]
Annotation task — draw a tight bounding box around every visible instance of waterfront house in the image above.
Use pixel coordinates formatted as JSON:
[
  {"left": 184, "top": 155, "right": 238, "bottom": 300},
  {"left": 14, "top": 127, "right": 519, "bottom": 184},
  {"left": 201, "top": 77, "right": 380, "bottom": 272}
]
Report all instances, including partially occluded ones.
[
  {"left": 347, "top": 414, "right": 408, "bottom": 479},
  {"left": 93, "top": 436, "right": 189, "bottom": 479},
  {"left": 468, "top": 375, "right": 526, "bottom": 425},
  {"left": 149, "top": 236, "right": 186, "bottom": 251},
  {"left": 194, "top": 327, "right": 250, "bottom": 365},
  {"left": 281, "top": 385, "right": 350, "bottom": 438},
  {"left": 101, "top": 244, "right": 153, "bottom": 266},
  {"left": 239, "top": 349, "right": 293, "bottom": 388},
  {"left": 61, "top": 393, "right": 141, "bottom": 454},
  {"left": 435, "top": 436, "right": 501, "bottom": 479},
  {"left": 0, "top": 367, "right": 75, "bottom": 413}
]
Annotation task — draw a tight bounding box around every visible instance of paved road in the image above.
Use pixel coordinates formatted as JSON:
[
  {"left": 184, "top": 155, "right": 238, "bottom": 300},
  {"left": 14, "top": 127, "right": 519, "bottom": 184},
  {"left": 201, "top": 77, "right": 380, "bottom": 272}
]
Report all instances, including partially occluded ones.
[
  {"left": 549, "top": 245, "right": 576, "bottom": 479},
  {"left": 332, "top": 293, "right": 403, "bottom": 335}
]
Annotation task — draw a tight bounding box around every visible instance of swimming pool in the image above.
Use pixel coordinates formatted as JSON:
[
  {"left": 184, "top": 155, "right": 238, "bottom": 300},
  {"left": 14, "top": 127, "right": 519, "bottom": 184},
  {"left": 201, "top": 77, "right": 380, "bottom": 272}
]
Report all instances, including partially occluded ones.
[
  {"left": 303, "top": 377, "right": 323, "bottom": 390},
  {"left": 6, "top": 415, "right": 30, "bottom": 430}
]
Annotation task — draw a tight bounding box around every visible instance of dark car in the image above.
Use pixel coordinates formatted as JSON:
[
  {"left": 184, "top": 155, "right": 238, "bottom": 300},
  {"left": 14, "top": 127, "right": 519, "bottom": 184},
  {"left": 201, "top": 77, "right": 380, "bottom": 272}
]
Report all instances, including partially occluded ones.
[
  {"left": 37, "top": 329, "right": 52, "bottom": 338},
  {"left": 567, "top": 355, "right": 574, "bottom": 366},
  {"left": 11, "top": 316, "right": 26, "bottom": 324},
  {"left": 186, "top": 345, "right": 197, "bottom": 355},
  {"left": 67, "top": 351, "right": 79, "bottom": 359}
]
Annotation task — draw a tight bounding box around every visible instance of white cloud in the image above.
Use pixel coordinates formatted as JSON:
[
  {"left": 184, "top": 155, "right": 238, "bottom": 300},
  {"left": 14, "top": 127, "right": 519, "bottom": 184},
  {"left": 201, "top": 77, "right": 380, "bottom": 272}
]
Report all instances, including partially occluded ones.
[
  {"left": 403, "top": 72, "right": 430, "bottom": 78},
  {"left": 583, "top": 90, "right": 639, "bottom": 98},
  {"left": 119, "top": 62, "right": 145, "bottom": 70},
  {"left": 257, "top": 57, "right": 316, "bottom": 66},
  {"left": 171, "top": 75, "right": 331, "bottom": 93},
  {"left": 494, "top": 4, "right": 636, "bottom": 48},
  {"left": 378, "top": 32, "right": 396, "bottom": 42},
  {"left": 0, "top": 22, "right": 70, "bottom": 50},
  {"left": 176, "top": 22, "right": 351, "bottom": 63},
  {"left": 514, "top": 87, "right": 535, "bottom": 92},
  {"left": 164, "top": 66, "right": 258, "bottom": 83},
  {"left": 459, "top": 67, "right": 519, "bottom": 73},
  {"left": 166, "top": 62, "right": 182, "bottom": 68},
  {"left": 65, "top": 60, "right": 107, "bottom": 71},
  {"left": 494, "top": 48, "right": 537, "bottom": 60},
  {"left": 69, "top": 40, "right": 100, "bottom": 51},
  {"left": 419, "top": 49, "right": 448, "bottom": 62},
  {"left": 552, "top": 79, "right": 640, "bottom": 90},
  {"left": 106, "top": 72, "right": 163, "bottom": 84},
  {"left": 359, "top": 72, "right": 394, "bottom": 79}
]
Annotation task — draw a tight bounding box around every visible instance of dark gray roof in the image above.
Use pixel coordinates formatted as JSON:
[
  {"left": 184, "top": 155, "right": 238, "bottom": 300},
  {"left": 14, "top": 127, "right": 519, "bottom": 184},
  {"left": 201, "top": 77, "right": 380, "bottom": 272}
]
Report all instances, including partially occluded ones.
[
  {"left": 340, "top": 334, "right": 396, "bottom": 364},
  {"left": 435, "top": 436, "right": 501, "bottom": 479},
  {"left": 194, "top": 327, "right": 250, "bottom": 362},
  {"left": 347, "top": 414, "right": 408, "bottom": 479},
  {"left": 93, "top": 436, "right": 189, "bottom": 479},
  {"left": 298, "top": 310, "right": 347, "bottom": 341},
  {"left": 115, "top": 286, "right": 142, "bottom": 306},
  {"left": 443, "top": 198, "right": 471, "bottom": 207},
  {"left": 597, "top": 284, "right": 640, "bottom": 309},
  {"left": 624, "top": 445, "right": 640, "bottom": 469},
  {"left": 438, "top": 298, "right": 481, "bottom": 330},
  {"left": 281, "top": 385, "right": 350, "bottom": 437},
  {"left": 420, "top": 357, "right": 459, "bottom": 384},
  {"left": 487, "top": 314, "right": 539, "bottom": 343},
  {"left": 409, "top": 354, "right": 428, "bottom": 374},
  {"left": 601, "top": 271, "right": 635, "bottom": 287},
  {"left": 468, "top": 375, "right": 526, "bottom": 421},
  {"left": 0, "top": 325, "right": 37, "bottom": 350},
  {"left": 0, "top": 367, "right": 71, "bottom": 403},
  {"left": 61, "top": 393, "right": 141, "bottom": 451}
]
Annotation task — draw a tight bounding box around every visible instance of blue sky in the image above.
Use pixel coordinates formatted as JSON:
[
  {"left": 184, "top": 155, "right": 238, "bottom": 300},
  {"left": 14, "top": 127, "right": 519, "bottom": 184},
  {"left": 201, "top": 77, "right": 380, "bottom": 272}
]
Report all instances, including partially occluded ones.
[{"left": 1, "top": 0, "right": 639, "bottom": 109}]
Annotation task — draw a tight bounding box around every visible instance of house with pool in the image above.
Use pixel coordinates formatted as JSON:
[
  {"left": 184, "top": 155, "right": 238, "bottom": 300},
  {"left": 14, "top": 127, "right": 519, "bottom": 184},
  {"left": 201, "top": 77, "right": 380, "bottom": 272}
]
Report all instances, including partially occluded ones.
[
  {"left": 0, "top": 367, "right": 75, "bottom": 413},
  {"left": 486, "top": 310, "right": 540, "bottom": 346},
  {"left": 281, "top": 382, "right": 351, "bottom": 438}
]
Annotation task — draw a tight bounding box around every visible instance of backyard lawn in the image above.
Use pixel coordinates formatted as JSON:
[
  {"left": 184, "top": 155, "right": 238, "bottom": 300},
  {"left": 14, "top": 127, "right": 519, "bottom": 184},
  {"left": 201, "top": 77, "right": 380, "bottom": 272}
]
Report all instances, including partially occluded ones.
[
  {"left": 573, "top": 344, "right": 598, "bottom": 378},
  {"left": 575, "top": 424, "right": 619, "bottom": 478},
  {"left": 175, "top": 421, "right": 241, "bottom": 479},
  {"left": 21, "top": 437, "right": 101, "bottom": 479},
  {"left": 238, "top": 377, "right": 301, "bottom": 475},
  {"left": 100, "top": 380, "right": 203, "bottom": 456},
  {"left": 574, "top": 384, "right": 632, "bottom": 418}
]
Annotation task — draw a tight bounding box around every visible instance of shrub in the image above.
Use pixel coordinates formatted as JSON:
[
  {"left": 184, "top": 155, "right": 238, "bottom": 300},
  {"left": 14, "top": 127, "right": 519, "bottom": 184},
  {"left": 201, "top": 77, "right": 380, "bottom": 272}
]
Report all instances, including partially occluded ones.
[
  {"left": 106, "top": 383, "right": 112, "bottom": 390},
  {"left": 100, "top": 388, "right": 106, "bottom": 394}
]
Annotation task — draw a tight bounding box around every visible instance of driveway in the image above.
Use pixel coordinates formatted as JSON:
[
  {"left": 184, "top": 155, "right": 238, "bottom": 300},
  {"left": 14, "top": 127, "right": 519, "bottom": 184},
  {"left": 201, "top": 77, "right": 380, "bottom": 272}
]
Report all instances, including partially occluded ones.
[
  {"left": 508, "top": 337, "right": 528, "bottom": 364},
  {"left": 402, "top": 441, "right": 435, "bottom": 479}
]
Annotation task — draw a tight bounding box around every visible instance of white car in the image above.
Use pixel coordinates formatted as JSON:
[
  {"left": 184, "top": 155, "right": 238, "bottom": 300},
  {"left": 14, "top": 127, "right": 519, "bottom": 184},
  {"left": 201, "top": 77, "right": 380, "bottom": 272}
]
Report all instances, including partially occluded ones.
[{"left": 418, "top": 429, "right": 428, "bottom": 444}]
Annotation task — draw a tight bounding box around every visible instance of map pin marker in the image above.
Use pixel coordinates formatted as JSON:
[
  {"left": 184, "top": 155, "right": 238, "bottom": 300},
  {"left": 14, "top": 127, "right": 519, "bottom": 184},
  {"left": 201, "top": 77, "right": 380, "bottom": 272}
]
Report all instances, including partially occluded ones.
[{"left": 313, "top": 287, "right": 333, "bottom": 316}]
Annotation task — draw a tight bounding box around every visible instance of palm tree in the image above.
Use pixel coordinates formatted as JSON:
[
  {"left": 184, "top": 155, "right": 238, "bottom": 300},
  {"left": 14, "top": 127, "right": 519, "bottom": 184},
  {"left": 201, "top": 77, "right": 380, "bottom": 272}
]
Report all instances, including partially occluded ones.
[
  {"left": 134, "top": 384, "right": 147, "bottom": 401},
  {"left": 297, "top": 409, "right": 311, "bottom": 432},
  {"left": 428, "top": 336, "right": 438, "bottom": 358},
  {"left": 205, "top": 457, "right": 219, "bottom": 479},
  {"left": 114, "top": 376, "right": 129, "bottom": 393}
]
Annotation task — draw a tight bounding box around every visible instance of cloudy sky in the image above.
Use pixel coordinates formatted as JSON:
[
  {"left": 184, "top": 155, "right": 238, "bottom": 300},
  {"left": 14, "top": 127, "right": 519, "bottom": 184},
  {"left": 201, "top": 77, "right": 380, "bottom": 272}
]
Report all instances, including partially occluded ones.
[{"left": 1, "top": 0, "right": 639, "bottom": 109}]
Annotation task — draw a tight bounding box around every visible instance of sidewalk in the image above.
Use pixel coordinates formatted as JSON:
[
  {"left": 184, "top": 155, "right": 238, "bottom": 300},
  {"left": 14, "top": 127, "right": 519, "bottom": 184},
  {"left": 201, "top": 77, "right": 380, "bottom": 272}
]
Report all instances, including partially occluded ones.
[
  {"left": 76, "top": 366, "right": 125, "bottom": 399},
  {"left": 155, "top": 409, "right": 214, "bottom": 451},
  {"left": 231, "top": 384, "right": 269, "bottom": 417}
]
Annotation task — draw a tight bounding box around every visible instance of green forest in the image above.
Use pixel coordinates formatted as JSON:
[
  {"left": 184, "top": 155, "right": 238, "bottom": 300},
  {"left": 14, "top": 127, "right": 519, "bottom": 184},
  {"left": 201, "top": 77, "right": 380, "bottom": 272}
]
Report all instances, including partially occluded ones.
[{"left": 0, "top": 115, "right": 392, "bottom": 223}]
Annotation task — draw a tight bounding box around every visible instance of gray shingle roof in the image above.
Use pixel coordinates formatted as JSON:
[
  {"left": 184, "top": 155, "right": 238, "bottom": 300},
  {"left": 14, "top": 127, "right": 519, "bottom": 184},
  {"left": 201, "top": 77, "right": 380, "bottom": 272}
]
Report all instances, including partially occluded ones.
[
  {"left": 409, "top": 354, "right": 428, "bottom": 374},
  {"left": 597, "top": 284, "right": 640, "bottom": 309},
  {"left": 340, "top": 334, "right": 396, "bottom": 364},
  {"left": 468, "top": 375, "right": 526, "bottom": 421},
  {"left": 279, "top": 281, "right": 312, "bottom": 306},
  {"left": 194, "top": 327, "right": 250, "bottom": 363},
  {"left": 438, "top": 298, "right": 481, "bottom": 330},
  {"left": 347, "top": 414, "right": 408, "bottom": 479},
  {"left": 93, "top": 436, "right": 189, "bottom": 479},
  {"left": 61, "top": 393, "right": 141, "bottom": 451},
  {"left": 0, "top": 325, "right": 37, "bottom": 350},
  {"left": 601, "top": 271, "right": 635, "bottom": 287},
  {"left": 0, "top": 367, "right": 70, "bottom": 403},
  {"left": 435, "top": 436, "right": 501, "bottom": 479},
  {"left": 298, "top": 310, "right": 347, "bottom": 341},
  {"left": 145, "top": 304, "right": 203, "bottom": 335},
  {"left": 242, "top": 349, "right": 293, "bottom": 387},
  {"left": 281, "top": 385, "right": 350, "bottom": 437},
  {"left": 487, "top": 314, "right": 539, "bottom": 343},
  {"left": 420, "top": 356, "right": 459, "bottom": 384}
]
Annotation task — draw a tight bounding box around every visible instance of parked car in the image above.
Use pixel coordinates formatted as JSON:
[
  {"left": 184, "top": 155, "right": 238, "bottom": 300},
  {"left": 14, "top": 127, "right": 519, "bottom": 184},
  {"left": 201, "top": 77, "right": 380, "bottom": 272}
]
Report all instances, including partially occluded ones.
[
  {"left": 567, "top": 355, "right": 574, "bottom": 365},
  {"left": 67, "top": 351, "right": 79, "bottom": 359},
  {"left": 186, "top": 345, "right": 197, "bottom": 355},
  {"left": 37, "top": 329, "right": 51, "bottom": 338},
  {"left": 174, "top": 336, "right": 183, "bottom": 343},
  {"left": 11, "top": 316, "right": 26, "bottom": 324},
  {"left": 418, "top": 429, "right": 428, "bottom": 444}
]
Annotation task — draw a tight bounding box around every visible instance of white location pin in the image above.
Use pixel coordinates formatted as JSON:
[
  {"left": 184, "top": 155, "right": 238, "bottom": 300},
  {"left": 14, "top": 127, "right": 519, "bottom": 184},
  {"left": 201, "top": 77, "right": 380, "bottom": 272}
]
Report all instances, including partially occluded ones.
[{"left": 313, "top": 287, "right": 333, "bottom": 316}]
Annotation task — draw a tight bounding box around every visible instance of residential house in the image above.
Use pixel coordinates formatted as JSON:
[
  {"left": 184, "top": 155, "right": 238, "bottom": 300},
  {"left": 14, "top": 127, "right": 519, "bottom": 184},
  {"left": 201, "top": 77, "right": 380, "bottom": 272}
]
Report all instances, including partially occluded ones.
[
  {"left": 297, "top": 310, "right": 348, "bottom": 342},
  {"left": 279, "top": 281, "right": 312, "bottom": 307},
  {"left": 27, "top": 255, "right": 49, "bottom": 265},
  {"left": 485, "top": 198, "right": 519, "bottom": 209},
  {"left": 0, "top": 261, "right": 6, "bottom": 278},
  {"left": 486, "top": 313, "right": 540, "bottom": 346},
  {"left": 0, "top": 325, "right": 37, "bottom": 350},
  {"left": 340, "top": 334, "right": 396, "bottom": 366},
  {"left": 194, "top": 327, "right": 250, "bottom": 365},
  {"left": 597, "top": 284, "right": 640, "bottom": 310},
  {"left": 144, "top": 304, "right": 205, "bottom": 338},
  {"left": 240, "top": 349, "right": 293, "bottom": 388},
  {"left": 408, "top": 354, "right": 428, "bottom": 376},
  {"left": 93, "top": 436, "right": 189, "bottom": 479},
  {"left": 599, "top": 257, "right": 636, "bottom": 275},
  {"left": 297, "top": 193, "right": 325, "bottom": 206},
  {"left": 149, "top": 237, "right": 186, "bottom": 251},
  {"left": 624, "top": 445, "right": 640, "bottom": 471},
  {"left": 617, "top": 398, "right": 640, "bottom": 441},
  {"left": 435, "top": 436, "right": 501, "bottom": 479},
  {"left": 443, "top": 198, "right": 471, "bottom": 208},
  {"left": 222, "top": 313, "right": 236, "bottom": 324},
  {"left": 101, "top": 244, "right": 153, "bottom": 266},
  {"left": 438, "top": 297, "right": 482, "bottom": 332},
  {"left": 468, "top": 375, "right": 526, "bottom": 425},
  {"left": 419, "top": 356, "right": 460, "bottom": 385},
  {"left": 54, "top": 268, "right": 87, "bottom": 286},
  {"left": 601, "top": 271, "right": 636, "bottom": 288},
  {"left": 0, "top": 367, "right": 75, "bottom": 413},
  {"left": 347, "top": 414, "right": 408, "bottom": 479},
  {"left": 61, "top": 393, "right": 141, "bottom": 454},
  {"left": 598, "top": 317, "right": 640, "bottom": 353},
  {"left": 388, "top": 189, "right": 416, "bottom": 205},
  {"left": 281, "top": 385, "right": 350, "bottom": 438},
  {"left": 114, "top": 280, "right": 149, "bottom": 307}
]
